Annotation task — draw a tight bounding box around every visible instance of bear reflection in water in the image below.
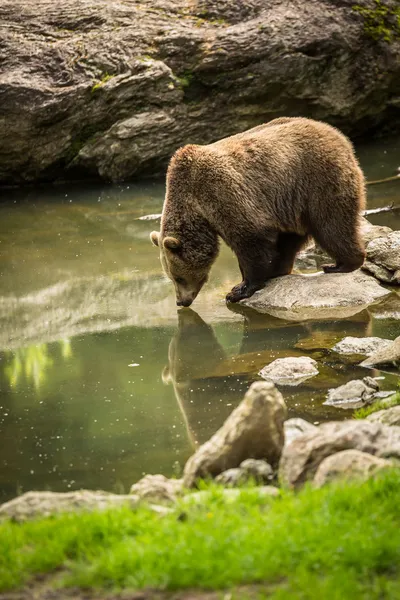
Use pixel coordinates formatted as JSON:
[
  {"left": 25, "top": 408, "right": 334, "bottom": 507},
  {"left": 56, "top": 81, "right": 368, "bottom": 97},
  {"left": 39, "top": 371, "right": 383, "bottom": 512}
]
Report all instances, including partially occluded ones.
[{"left": 162, "top": 308, "right": 373, "bottom": 447}]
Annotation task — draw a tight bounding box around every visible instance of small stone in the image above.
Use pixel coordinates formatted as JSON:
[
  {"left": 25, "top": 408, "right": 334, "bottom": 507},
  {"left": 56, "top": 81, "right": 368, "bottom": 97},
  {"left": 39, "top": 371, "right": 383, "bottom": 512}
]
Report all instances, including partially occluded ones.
[
  {"left": 313, "top": 449, "right": 394, "bottom": 488},
  {"left": 324, "top": 377, "right": 379, "bottom": 409},
  {"left": 259, "top": 356, "right": 319, "bottom": 386},
  {"left": 363, "top": 231, "right": 400, "bottom": 284},
  {"left": 332, "top": 336, "right": 392, "bottom": 356},
  {"left": 215, "top": 468, "right": 248, "bottom": 486},
  {"left": 130, "top": 475, "right": 184, "bottom": 502},
  {"left": 240, "top": 459, "right": 274, "bottom": 482}
]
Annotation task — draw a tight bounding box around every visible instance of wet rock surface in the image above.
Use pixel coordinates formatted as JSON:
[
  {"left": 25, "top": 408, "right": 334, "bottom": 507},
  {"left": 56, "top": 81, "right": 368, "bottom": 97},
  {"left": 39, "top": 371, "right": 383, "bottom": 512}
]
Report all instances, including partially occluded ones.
[
  {"left": 363, "top": 231, "right": 400, "bottom": 284},
  {"left": 360, "top": 336, "right": 400, "bottom": 369},
  {"left": 240, "top": 271, "right": 391, "bottom": 321},
  {"left": 313, "top": 449, "right": 393, "bottom": 488},
  {"left": 279, "top": 421, "right": 400, "bottom": 489},
  {"left": 332, "top": 336, "right": 393, "bottom": 357},
  {"left": 1, "top": 0, "right": 400, "bottom": 185},
  {"left": 0, "top": 490, "right": 140, "bottom": 522},
  {"left": 183, "top": 381, "right": 287, "bottom": 487},
  {"left": 259, "top": 356, "right": 319, "bottom": 386},
  {"left": 324, "top": 376, "right": 381, "bottom": 410}
]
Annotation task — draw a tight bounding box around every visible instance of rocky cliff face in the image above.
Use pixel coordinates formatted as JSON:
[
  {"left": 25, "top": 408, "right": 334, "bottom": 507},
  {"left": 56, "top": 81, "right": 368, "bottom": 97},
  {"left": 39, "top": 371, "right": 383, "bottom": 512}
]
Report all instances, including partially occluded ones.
[{"left": 1, "top": 0, "right": 399, "bottom": 185}]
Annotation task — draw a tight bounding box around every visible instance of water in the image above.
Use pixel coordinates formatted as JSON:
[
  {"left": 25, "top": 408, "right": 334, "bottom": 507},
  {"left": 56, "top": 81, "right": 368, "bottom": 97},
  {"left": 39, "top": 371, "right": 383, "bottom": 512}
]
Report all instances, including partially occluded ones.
[{"left": 0, "top": 136, "right": 399, "bottom": 502}]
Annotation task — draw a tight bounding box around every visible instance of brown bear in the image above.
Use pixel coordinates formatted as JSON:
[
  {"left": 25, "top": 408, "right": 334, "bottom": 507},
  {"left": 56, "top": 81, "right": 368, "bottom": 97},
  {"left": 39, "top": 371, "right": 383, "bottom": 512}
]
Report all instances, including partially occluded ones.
[{"left": 150, "top": 117, "right": 366, "bottom": 307}]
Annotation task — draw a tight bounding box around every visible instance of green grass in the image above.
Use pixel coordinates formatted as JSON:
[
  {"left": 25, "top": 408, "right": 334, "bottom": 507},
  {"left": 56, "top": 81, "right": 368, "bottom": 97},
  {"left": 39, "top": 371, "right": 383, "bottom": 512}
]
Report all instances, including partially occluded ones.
[
  {"left": 354, "top": 392, "right": 400, "bottom": 419},
  {"left": 1, "top": 471, "right": 400, "bottom": 598}
]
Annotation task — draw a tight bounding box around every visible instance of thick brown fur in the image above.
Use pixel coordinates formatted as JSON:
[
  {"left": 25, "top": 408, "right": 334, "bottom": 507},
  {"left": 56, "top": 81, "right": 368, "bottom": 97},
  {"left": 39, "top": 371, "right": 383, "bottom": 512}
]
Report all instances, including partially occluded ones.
[{"left": 151, "top": 117, "right": 366, "bottom": 306}]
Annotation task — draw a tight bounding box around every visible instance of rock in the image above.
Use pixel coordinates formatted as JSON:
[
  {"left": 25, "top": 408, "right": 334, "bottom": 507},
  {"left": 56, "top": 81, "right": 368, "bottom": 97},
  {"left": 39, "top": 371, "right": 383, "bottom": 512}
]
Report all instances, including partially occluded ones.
[
  {"left": 259, "top": 356, "right": 319, "bottom": 386},
  {"left": 183, "top": 486, "right": 280, "bottom": 505},
  {"left": 279, "top": 420, "right": 400, "bottom": 489},
  {"left": 359, "top": 218, "right": 393, "bottom": 246},
  {"left": 324, "top": 377, "right": 380, "bottom": 409},
  {"left": 363, "top": 231, "right": 400, "bottom": 284},
  {"left": 130, "top": 474, "right": 184, "bottom": 502},
  {"left": 183, "top": 381, "right": 287, "bottom": 487},
  {"left": 240, "top": 271, "right": 390, "bottom": 321},
  {"left": 360, "top": 336, "right": 400, "bottom": 369},
  {"left": 0, "top": 490, "right": 140, "bottom": 522},
  {"left": 240, "top": 459, "right": 274, "bottom": 482},
  {"left": 215, "top": 468, "right": 249, "bottom": 486},
  {"left": 366, "top": 405, "right": 400, "bottom": 427},
  {"left": 1, "top": 0, "right": 400, "bottom": 185},
  {"left": 332, "top": 336, "right": 392, "bottom": 356},
  {"left": 284, "top": 418, "right": 319, "bottom": 446},
  {"left": 313, "top": 449, "right": 394, "bottom": 488}
]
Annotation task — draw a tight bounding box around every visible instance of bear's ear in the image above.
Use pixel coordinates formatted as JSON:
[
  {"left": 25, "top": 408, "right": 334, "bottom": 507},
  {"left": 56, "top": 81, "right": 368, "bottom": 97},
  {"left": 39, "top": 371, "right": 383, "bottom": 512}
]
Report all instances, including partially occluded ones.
[
  {"left": 163, "top": 236, "right": 181, "bottom": 252},
  {"left": 150, "top": 231, "right": 160, "bottom": 247}
]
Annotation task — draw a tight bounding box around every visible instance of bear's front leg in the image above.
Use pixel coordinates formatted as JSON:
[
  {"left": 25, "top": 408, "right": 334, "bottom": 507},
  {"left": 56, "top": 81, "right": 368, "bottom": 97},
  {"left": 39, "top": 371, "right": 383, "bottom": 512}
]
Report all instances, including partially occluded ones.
[
  {"left": 226, "top": 280, "right": 263, "bottom": 303},
  {"left": 225, "top": 231, "right": 279, "bottom": 303}
]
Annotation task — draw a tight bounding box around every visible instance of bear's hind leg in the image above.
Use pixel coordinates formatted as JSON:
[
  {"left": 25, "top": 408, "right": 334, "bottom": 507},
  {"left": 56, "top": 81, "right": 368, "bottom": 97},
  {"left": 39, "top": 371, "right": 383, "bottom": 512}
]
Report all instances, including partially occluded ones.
[{"left": 310, "top": 212, "right": 365, "bottom": 274}]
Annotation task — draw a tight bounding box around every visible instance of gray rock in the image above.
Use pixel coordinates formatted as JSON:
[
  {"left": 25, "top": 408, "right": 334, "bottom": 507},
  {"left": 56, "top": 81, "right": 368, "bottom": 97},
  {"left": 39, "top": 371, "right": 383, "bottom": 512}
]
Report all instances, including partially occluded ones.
[
  {"left": 359, "top": 218, "right": 393, "bottom": 246},
  {"left": 130, "top": 474, "right": 184, "bottom": 502},
  {"left": 240, "top": 458, "right": 274, "bottom": 482},
  {"left": 324, "top": 377, "right": 379, "bottom": 409},
  {"left": 1, "top": 0, "right": 400, "bottom": 185},
  {"left": 241, "top": 271, "right": 390, "bottom": 321},
  {"left": 284, "top": 418, "right": 319, "bottom": 446},
  {"left": 332, "top": 336, "right": 392, "bottom": 356},
  {"left": 279, "top": 420, "right": 400, "bottom": 489},
  {"left": 259, "top": 356, "right": 318, "bottom": 386},
  {"left": 0, "top": 490, "right": 140, "bottom": 522},
  {"left": 363, "top": 232, "right": 400, "bottom": 284},
  {"left": 313, "top": 449, "right": 394, "bottom": 488},
  {"left": 360, "top": 336, "right": 400, "bottom": 369},
  {"left": 183, "top": 381, "right": 287, "bottom": 487},
  {"left": 366, "top": 405, "right": 400, "bottom": 427},
  {"left": 215, "top": 468, "right": 249, "bottom": 486}
]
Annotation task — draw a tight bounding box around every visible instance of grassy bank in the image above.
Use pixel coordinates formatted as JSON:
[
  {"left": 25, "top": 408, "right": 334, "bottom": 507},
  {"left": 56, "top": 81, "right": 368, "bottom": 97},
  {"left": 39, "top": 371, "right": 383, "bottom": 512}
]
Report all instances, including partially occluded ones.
[
  {"left": 353, "top": 392, "right": 400, "bottom": 419},
  {"left": 1, "top": 471, "right": 400, "bottom": 599}
]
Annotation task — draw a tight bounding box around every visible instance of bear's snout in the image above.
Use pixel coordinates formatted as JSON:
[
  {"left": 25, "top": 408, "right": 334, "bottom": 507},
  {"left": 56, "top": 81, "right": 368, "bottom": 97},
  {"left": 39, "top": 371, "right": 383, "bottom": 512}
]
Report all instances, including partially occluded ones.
[{"left": 177, "top": 298, "right": 193, "bottom": 308}]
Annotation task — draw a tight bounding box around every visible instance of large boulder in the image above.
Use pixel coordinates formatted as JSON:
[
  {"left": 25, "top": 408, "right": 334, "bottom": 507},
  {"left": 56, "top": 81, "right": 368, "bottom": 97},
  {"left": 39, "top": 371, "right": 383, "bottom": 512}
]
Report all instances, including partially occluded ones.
[
  {"left": 366, "top": 405, "right": 400, "bottom": 427},
  {"left": 1, "top": 0, "right": 400, "bottom": 185},
  {"left": 0, "top": 490, "right": 140, "bottom": 522},
  {"left": 240, "top": 271, "right": 390, "bottom": 321},
  {"left": 363, "top": 231, "right": 400, "bottom": 284},
  {"left": 279, "top": 420, "right": 400, "bottom": 489},
  {"left": 359, "top": 218, "right": 393, "bottom": 246},
  {"left": 313, "top": 449, "right": 394, "bottom": 488},
  {"left": 259, "top": 356, "right": 319, "bottom": 386},
  {"left": 360, "top": 336, "right": 400, "bottom": 369},
  {"left": 183, "top": 381, "right": 287, "bottom": 487},
  {"left": 284, "top": 418, "right": 319, "bottom": 446}
]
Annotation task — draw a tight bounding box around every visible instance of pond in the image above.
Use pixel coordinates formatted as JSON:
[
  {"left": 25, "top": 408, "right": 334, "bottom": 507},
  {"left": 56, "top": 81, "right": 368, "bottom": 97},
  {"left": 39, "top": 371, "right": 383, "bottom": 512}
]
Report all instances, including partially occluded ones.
[{"left": 0, "top": 135, "right": 399, "bottom": 502}]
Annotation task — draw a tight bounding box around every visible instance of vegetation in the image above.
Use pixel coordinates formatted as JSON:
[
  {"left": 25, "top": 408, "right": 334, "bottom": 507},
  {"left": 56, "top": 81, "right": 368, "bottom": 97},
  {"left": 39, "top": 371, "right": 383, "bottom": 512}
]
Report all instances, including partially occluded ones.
[
  {"left": 354, "top": 392, "right": 400, "bottom": 419},
  {"left": 1, "top": 471, "right": 400, "bottom": 598},
  {"left": 91, "top": 73, "right": 115, "bottom": 92},
  {"left": 353, "top": 0, "right": 400, "bottom": 42}
]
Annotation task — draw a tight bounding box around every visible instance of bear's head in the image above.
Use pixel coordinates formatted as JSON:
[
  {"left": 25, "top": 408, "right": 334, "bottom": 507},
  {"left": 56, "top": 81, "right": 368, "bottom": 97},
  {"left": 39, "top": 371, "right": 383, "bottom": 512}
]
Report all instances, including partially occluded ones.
[{"left": 150, "top": 230, "right": 218, "bottom": 307}]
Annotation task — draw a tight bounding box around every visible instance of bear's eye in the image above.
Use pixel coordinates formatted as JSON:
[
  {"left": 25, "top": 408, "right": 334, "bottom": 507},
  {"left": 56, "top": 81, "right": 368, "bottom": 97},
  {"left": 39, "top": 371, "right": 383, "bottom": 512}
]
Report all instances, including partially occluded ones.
[{"left": 176, "top": 277, "right": 186, "bottom": 286}]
